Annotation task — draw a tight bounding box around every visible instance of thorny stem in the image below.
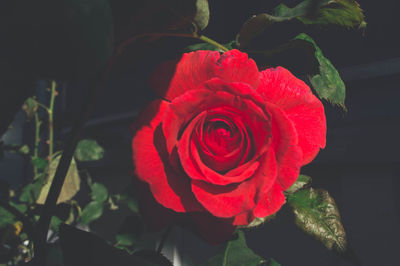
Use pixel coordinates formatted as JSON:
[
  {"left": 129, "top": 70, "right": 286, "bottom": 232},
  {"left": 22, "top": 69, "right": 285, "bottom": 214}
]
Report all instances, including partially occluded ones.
[
  {"left": 33, "top": 112, "right": 41, "bottom": 178},
  {"left": 48, "top": 81, "right": 56, "bottom": 161}
]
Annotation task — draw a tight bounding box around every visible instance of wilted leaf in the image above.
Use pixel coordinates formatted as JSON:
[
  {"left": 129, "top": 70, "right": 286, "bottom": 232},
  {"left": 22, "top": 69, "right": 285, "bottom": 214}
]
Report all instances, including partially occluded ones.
[
  {"left": 288, "top": 188, "right": 347, "bottom": 252},
  {"left": 194, "top": 0, "right": 210, "bottom": 30},
  {"left": 36, "top": 153, "right": 81, "bottom": 204},
  {"left": 90, "top": 182, "right": 108, "bottom": 203},
  {"left": 80, "top": 201, "right": 104, "bottom": 225},
  {"left": 201, "top": 230, "right": 266, "bottom": 266},
  {"left": 75, "top": 139, "right": 104, "bottom": 162},
  {"left": 286, "top": 175, "right": 312, "bottom": 194},
  {"left": 295, "top": 33, "right": 346, "bottom": 108},
  {"left": 237, "top": 0, "right": 365, "bottom": 48},
  {"left": 22, "top": 97, "right": 38, "bottom": 120}
]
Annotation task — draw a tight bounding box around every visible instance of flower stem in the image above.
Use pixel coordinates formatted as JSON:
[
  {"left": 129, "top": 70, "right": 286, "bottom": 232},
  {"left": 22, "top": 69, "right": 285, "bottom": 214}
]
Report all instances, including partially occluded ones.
[
  {"left": 48, "top": 81, "right": 56, "bottom": 160},
  {"left": 33, "top": 112, "right": 41, "bottom": 178},
  {"left": 196, "top": 34, "right": 229, "bottom": 52}
]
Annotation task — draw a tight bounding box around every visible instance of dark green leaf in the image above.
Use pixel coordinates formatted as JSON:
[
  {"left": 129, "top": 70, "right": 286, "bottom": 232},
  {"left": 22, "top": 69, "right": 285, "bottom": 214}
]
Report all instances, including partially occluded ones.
[
  {"left": 194, "top": 0, "right": 210, "bottom": 30},
  {"left": 22, "top": 97, "right": 38, "bottom": 120},
  {"left": 80, "top": 201, "right": 104, "bottom": 225},
  {"left": 90, "top": 182, "right": 108, "bottom": 203},
  {"left": 36, "top": 153, "right": 81, "bottom": 204},
  {"left": 59, "top": 224, "right": 160, "bottom": 266},
  {"left": 288, "top": 188, "right": 347, "bottom": 252},
  {"left": 4, "top": 144, "right": 30, "bottom": 155},
  {"left": 115, "top": 234, "right": 137, "bottom": 247},
  {"left": 114, "top": 193, "right": 139, "bottom": 214},
  {"left": 237, "top": 0, "right": 365, "bottom": 48},
  {"left": 269, "top": 258, "right": 281, "bottom": 266},
  {"left": 295, "top": 33, "right": 346, "bottom": 108},
  {"left": 286, "top": 175, "right": 312, "bottom": 194},
  {"left": 50, "top": 216, "right": 63, "bottom": 232},
  {"left": 31, "top": 157, "right": 48, "bottom": 170},
  {"left": 184, "top": 40, "right": 236, "bottom": 52},
  {"left": 8, "top": 201, "right": 27, "bottom": 213},
  {"left": 19, "top": 175, "right": 44, "bottom": 204},
  {"left": 0, "top": 206, "right": 15, "bottom": 229},
  {"left": 75, "top": 139, "right": 104, "bottom": 162},
  {"left": 201, "top": 230, "right": 266, "bottom": 266}
]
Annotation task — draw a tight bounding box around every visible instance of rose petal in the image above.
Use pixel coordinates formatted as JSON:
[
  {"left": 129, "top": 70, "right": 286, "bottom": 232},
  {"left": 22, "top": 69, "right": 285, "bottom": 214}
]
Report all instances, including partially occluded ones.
[
  {"left": 267, "top": 102, "right": 303, "bottom": 190},
  {"left": 150, "top": 50, "right": 260, "bottom": 101},
  {"left": 132, "top": 100, "right": 204, "bottom": 212},
  {"left": 253, "top": 183, "right": 286, "bottom": 218},
  {"left": 257, "top": 67, "right": 326, "bottom": 165},
  {"left": 191, "top": 149, "right": 278, "bottom": 218}
]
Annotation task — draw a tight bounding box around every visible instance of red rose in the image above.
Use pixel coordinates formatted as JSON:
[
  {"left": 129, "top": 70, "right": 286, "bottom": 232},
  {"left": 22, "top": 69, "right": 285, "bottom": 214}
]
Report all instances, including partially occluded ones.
[{"left": 131, "top": 49, "right": 326, "bottom": 236}]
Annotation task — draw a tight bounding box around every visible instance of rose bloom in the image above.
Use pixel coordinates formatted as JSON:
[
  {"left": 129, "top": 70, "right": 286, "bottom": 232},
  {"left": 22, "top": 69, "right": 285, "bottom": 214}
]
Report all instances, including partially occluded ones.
[{"left": 131, "top": 49, "right": 326, "bottom": 242}]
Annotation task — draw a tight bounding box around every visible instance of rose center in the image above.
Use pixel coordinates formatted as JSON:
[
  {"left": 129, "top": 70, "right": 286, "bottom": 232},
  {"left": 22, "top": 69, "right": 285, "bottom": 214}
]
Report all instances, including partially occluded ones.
[{"left": 204, "top": 119, "right": 241, "bottom": 156}]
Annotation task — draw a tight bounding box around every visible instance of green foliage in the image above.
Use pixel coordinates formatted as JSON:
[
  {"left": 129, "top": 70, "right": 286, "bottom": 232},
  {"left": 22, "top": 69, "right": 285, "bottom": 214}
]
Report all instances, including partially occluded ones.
[
  {"left": 0, "top": 207, "right": 15, "bottom": 229},
  {"left": 286, "top": 175, "right": 312, "bottom": 194},
  {"left": 237, "top": 0, "right": 365, "bottom": 48},
  {"left": 36, "top": 153, "right": 81, "bottom": 204},
  {"left": 19, "top": 175, "right": 44, "bottom": 204},
  {"left": 288, "top": 188, "right": 347, "bottom": 252},
  {"left": 80, "top": 201, "right": 104, "bottom": 225},
  {"left": 4, "top": 144, "right": 30, "bottom": 155},
  {"left": 31, "top": 157, "right": 48, "bottom": 171},
  {"left": 295, "top": 33, "right": 346, "bottom": 108},
  {"left": 22, "top": 98, "right": 38, "bottom": 120},
  {"left": 90, "top": 182, "right": 108, "bottom": 203},
  {"left": 269, "top": 258, "right": 281, "bottom": 266},
  {"left": 75, "top": 139, "right": 105, "bottom": 162},
  {"left": 113, "top": 192, "right": 139, "bottom": 214},
  {"left": 241, "top": 214, "right": 276, "bottom": 229},
  {"left": 201, "top": 230, "right": 266, "bottom": 266}
]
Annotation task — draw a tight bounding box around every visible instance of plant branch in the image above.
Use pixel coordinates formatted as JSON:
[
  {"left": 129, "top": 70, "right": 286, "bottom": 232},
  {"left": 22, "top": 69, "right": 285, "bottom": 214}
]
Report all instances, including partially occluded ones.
[
  {"left": 48, "top": 81, "right": 56, "bottom": 160},
  {"left": 33, "top": 113, "right": 41, "bottom": 178}
]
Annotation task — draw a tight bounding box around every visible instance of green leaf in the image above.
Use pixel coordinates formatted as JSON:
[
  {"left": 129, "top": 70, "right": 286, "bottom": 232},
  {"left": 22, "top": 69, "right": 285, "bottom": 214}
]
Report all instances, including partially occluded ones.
[
  {"left": 75, "top": 139, "right": 105, "bottom": 162},
  {"left": 237, "top": 0, "right": 365, "bottom": 48},
  {"left": 31, "top": 157, "right": 48, "bottom": 171},
  {"left": 115, "top": 234, "right": 137, "bottom": 247},
  {"left": 19, "top": 175, "right": 44, "bottom": 204},
  {"left": 36, "top": 153, "right": 81, "bottom": 204},
  {"left": 269, "top": 258, "right": 281, "bottom": 266},
  {"left": 114, "top": 193, "right": 139, "bottom": 214},
  {"left": 50, "top": 216, "right": 63, "bottom": 232},
  {"left": 90, "top": 182, "right": 108, "bottom": 203},
  {"left": 295, "top": 33, "right": 346, "bottom": 108},
  {"left": 288, "top": 188, "right": 347, "bottom": 252},
  {"left": 194, "top": 0, "right": 210, "bottom": 30},
  {"left": 286, "top": 175, "right": 312, "bottom": 194},
  {"left": 8, "top": 201, "right": 27, "bottom": 214},
  {"left": 0, "top": 206, "right": 15, "bottom": 229},
  {"left": 184, "top": 40, "right": 236, "bottom": 52},
  {"left": 201, "top": 230, "right": 266, "bottom": 266},
  {"left": 4, "top": 144, "right": 30, "bottom": 155},
  {"left": 22, "top": 97, "right": 38, "bottom": 120},
  {"left": 80, "top": 201, "right": 104, "bottom": 225}
]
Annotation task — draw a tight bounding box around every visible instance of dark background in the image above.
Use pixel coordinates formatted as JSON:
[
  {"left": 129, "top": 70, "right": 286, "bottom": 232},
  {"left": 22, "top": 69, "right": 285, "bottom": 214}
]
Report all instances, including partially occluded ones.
[{"left": 1, "top": 0, "right": 399, "bottom": 265}]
